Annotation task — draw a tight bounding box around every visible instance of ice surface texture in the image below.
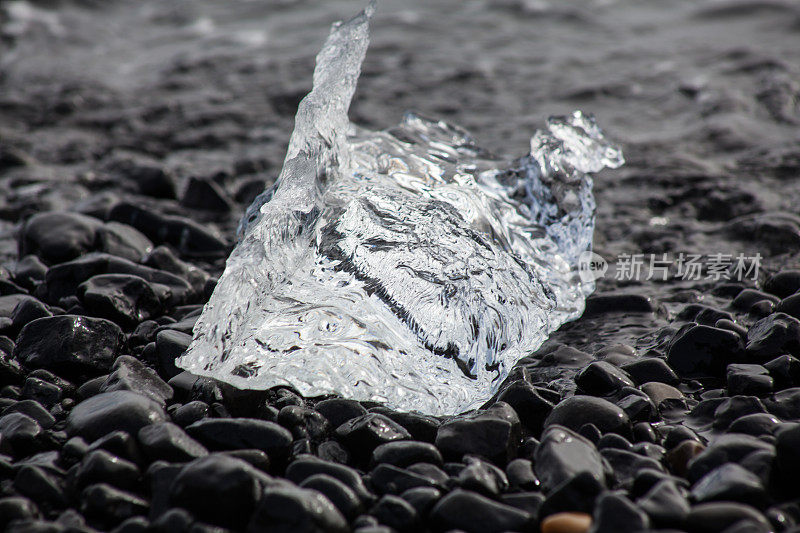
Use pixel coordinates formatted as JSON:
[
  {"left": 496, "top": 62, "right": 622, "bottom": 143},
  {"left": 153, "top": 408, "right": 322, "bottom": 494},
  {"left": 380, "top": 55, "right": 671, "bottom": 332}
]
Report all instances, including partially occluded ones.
[{"left": 176, "top": 3, "right": 624, "bottom": 416}]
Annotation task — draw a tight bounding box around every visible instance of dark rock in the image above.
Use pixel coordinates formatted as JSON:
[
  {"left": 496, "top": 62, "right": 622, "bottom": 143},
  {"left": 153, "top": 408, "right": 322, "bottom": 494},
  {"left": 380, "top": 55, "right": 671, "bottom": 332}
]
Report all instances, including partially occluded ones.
[
  {"left": 765, "top": 387, "right": 800, "bottom": 419},
  {"left": 727, "top": 364, "right": 774, "bottom": 396},
  {"left": 713, "top": 395, "right": 768, "bottom": 430},
  {"left": 777, "top": 292, "right": 800, "bottom": 320},
  {"left": 430, "top": 489, "right": 531, "bottom": 533},
  {"left": 87, "top": 430, "right": 144, "bottom": 466},
  {"left": 501, "top": 491, "right": 545, "bottom": 519},
  {"left": 590, "top": 492, "right": 649, "bottom": 533},
  {"left": 687, "top": 433, "right": 773, "bottom": 483},
  {"left": 622, "top": 357, "right": 680, "bottom": 386},
  {"left": 727, "top": 413, "right": 780, "bottom": 436},
  {"left": 575, "top": 361, "right": 634, "bottom": 396},
  {"left": 60, "top": 436, "right": 89, "bottom": 468},
  {"left": 80, "top": 483, "right": 148, "bottom": 526},
  {"left": 641, "top": 382, "right": 686, "bottom": 409},
  {"left": 19, "top": 212, "right": 103, "bottom": 264},
  {"left": 764, "top": 270, "right": 800, "bottom": 298},
  {"left": 496, "top": 380, "right": 554, "bottom": 436},
  {"left": 146, "top": 460, "right": 183, "bottom": 520},
  {"left": 13, "top": 465, "right": 67, "bottom": 510},
  {"left": 667, "top": 324, "right": 745, "bottom": 378},
  {"left": 150, "top": 508, "right": 193, "bottom": 532},
  {"left": 78, "top": 274, "right": 161, "bottom": 326},
  {"left": 764, "top": 354, "right": 800, "bottom": 389},
  {"left": 732, "top": 289, "right": 780, "bottom": 311},
  {"left": 691, "top": 463, "right": 767, "bottom": 507},
  {"left": 5, "top": 297, "right": 52, "bottom": 336},
  {"left": 774, "top": 423, "right": 800, "bottom": 497},
  {"left": 456, "top": 455, "right": 508, "bottom": 496},
  {"left": 138, "top": 422, "right": 208, "bottom": 463},
  {"left": 636, "top": 479, "right": 690, "bottom": 528},
  {"left": 336, "top": 413, "right": 411, "bottom": 461},
  {"left": 246, "top": 484, "right": 348, "bottom": 533},
  {"left": 539, "top": 471, "right": 605, "bottom": 518},
  {"left": 69, "top": 449, "right": 140, "bottom": 492},
  {"left": 143, "top": 245, "right": 209, "bottom": 296},
  {"left": 534, "top": 425, "right": 607, "bottom": 493},
  {"left": 0, "top": 412, "right": 42, "bottom": 457},
  {"left": 95, "top": 221, "right": 153, "bottom": 262},
  {"left": 369, "top": 463, "right": 440, "bottom": 494},
  {"left": 286, "top": 455, "right": 374, "bottom": 503},
  {"left": 435, "top": 406, "right": 520, "bottom": 464},
  {"left": 544, "top": 395, "right": 632, "bottom": 437},
  {"left": 0, "top": 497, "right": 40, "bottom": 529},
  {"left": 21, "top": 376, "right": 62, "bottom": 408},
  {"left": 107, "top": 156, "right": 177, "bottom": 199},
  {"left": 13, "top": 255, "right": 48, "bottom": 292},
  {"left": 506, "top": 458, "right": 539, "bottom": 490},
  {"left": 14, "top": 315, "right": 124, "bottom": 376},
  {"left": 186, "top": 418, "right": 293, "bottom": 464},
  {"left": 101, "top": 355, "right": 173, "bottom": 404},
  {"left": 367, "top": 410, "right": 439, "bottom": 444},
  {"left": 314, "top": 398, "right": 367, "bottom": 429},
  {"left": 181, "top": 177, "right": 234, "bottom": 212},
  {"left": 318, "top": 440, "right": 349, "bottom": 464},
  {"left": 406, "top": 462, "right": 449, "bottom": 487},
  {"left": 2, "top": 399, "right": 55, "bottom": 429},
  {"left": 154, "top": 330, "right": 191, "bottom": 379},
  {"left": 169, "top": 454, "right": 270, "bottom": 530},
  {"left": 171, "top": 400, "right": 209, "bottom": 427},
  {"left": 400, "top": 486, "right": 441, "bottom": 517},
  {"left": 371, "top": 440, "right": 442, "bottom": 468},
  {"left": 219, "top": 449, "right": 271, "bottom": 473},
  {"left": 686, "top": 502, "right": 772, "bottom": 533},
  {"left": 746, "top": 313, "right": 800, "bottom": 360},
  {"left": 108, "top": 202, "right": 228, "bottom": 257},
  {"left": 666, "top": 439, "right": 706, "bottom": 478},
  {"left": 602, "top": 448, "right": 663, "bottom": 489},
  {"left": 370, "top": 494, "right": 418, "bottom": 531},
  {"left": 597, "top": 433, "right": 631, "bottom": 451},
  {"left": 277, "top": 405, "right": 330, "bottom": 442},
  {"left": 300, "top": 473, "right": 363, "bottom": 520},
  {"left": 67, "top": 390, "right": 168, "bottom": 441}
]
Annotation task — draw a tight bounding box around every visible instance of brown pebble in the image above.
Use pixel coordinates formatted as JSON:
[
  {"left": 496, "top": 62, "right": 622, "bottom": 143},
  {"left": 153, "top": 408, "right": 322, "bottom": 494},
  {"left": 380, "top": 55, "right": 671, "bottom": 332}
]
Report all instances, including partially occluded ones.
[
  {"left": 666, "top": 439, "right": 705, "bottom": 477},
  {"left": 541, "top": 512, "right": 592, "bottom": 533}
]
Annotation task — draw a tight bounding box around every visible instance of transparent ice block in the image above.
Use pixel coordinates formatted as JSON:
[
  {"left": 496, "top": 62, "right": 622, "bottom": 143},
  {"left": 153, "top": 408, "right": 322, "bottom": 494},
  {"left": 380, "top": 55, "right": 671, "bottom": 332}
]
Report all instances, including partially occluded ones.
[{"left": 176, "top": 3, "right": 624, "bottom": 416}]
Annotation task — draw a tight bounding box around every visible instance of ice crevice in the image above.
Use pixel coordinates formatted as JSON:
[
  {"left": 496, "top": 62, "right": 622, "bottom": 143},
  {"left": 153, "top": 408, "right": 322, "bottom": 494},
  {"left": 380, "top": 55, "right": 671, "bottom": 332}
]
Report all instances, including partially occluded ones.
[{"left": 176, "top": 2, "right": 624, "bottom": 416}]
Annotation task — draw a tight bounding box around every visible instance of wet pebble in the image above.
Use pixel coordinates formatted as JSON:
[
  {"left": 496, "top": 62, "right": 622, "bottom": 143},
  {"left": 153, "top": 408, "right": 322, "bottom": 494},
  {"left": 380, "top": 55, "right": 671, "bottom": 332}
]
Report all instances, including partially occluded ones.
[
  {"left": 667, "top": 324, "right": 744, "bottom": 378},
  {"left": 535, "top": 425, "right": 607, "bottom": 492},
  {"left": 66, "top": 390, "right": 169, "bottom": 441},
  {"left": 429, "top": 489, "right": 532, "bottom": 533},
  {"left": 247, "top": 484, "right": 348, "bottom": 533},
  {"left": 78, "top": 274, "right": 161, "bottom": 326},
  {"left": 544, "top": 395, "right": 632, "bottom": 437}
]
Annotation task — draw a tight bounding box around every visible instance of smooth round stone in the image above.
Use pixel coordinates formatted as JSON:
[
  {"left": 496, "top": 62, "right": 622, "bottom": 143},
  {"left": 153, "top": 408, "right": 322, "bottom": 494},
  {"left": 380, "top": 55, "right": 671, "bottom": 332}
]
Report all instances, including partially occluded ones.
[
  {"left": 0, "top": 412, "right": 42, "bottom": 457},
  {"left": 70, "top": 449, "right": 140, "bottom": 492},
  {"left": 101, "top": 355, "right": 173, "bottom": 404},
  {"left": 336, "top": 413, "right": 411, "bottom": 458},
  {"left": 667, "top": 324, "right": 744, "bottom": 378},
  {"left": 665, "top": 440, "right": 705, "bottom": 477},
  {"left": 247, "top": 484, "right": 348, "bottom": 533},
  {"left": 457, "top": 456, "right": 509, "bottom": 496},
  {"left": 429, "top": 489, "right": 532, "bottom": 533},
  {"left": 505, "top": 458, "right": 539, "bottom": 490},
  {"left": 78, "top": 274, "right": 161, "bottom": 326},
  {"left": 534, "top": 426, "right": 606, "bottom": 492},
  {"left": 690, "top": 463, "right": 767, "bottom": 506},
  {"left": 746, "top": 313, "right": 800, "bottom": 361},
  {"left": 732, "top": 289, "right": 780, "bottom": 311},
  {"left": 777, "top": 292, "right": 800, "bottom": 320},
  {"left": 726, "top": 364, "right": 774, "bottom": 396},
  {"left": 95, "top": 221, "right": 153, "bottom": 263},
  {"left": 712, "top": 396, "right": 768, "bottom": 430},
  {"left": 371, "top": 440, "right": 442, "bottom": 468},
  {"left": 496, "top": 380, "right": 554, "bottom": 435},
  {"left": 622, "top": 358, "right": 679, "bottom": 386},
  {"left": 544, "top": 396, "right": 632, "bottom": 437},
  {"left": 19, "top": 211, "right": 103, "bottom": 264},
  {"left": 13, "top": 315, "right": 124, "bottom": 376},
  {"left": 1, "top": 399, "right": 55, "bottom": 429},
  {"left": 764, "top": 354, "right": 800, "bottom": 389},
  {"left": 590, "top": 492, "right": 649, "bottom": 533},
  {"left": 727, "top": 413, "right": 780, "bottom": 436},
  {"left": 169, "top": 454, "right": 269, "bottom": 530},
  {"left": 80, "top": 483, "right": 148, "bottom": 526},
  {"left": 635, "top": 479, "right": 690, "bottom": 528},
  {"left": 400, "top": 486, "right": 441, "bottom": 516},
  {"left": 369, "top": 494, "right": 418, "bottom": 531},
  {"left": 774, "top": 423, "right": 800, "bottom": 495},
  {"left": 574, "top": 361, "right": 634, "bottom": 396},
  {"left": 286, "top": 455, "right": 374, "bottom": 503},
  {"left": 540, "top": 512, "right": 592, "bottom": 533},
  {"left": 186, "top": 418, "right": 293, "bottom": 464},
  {"left": 686, "top": 434, "right": 773, "bottom": 483},
  {"left": 435, "top": 411, "right": 519, "bottom": 464},
  {"left": 138, "top": 422, "right": 208, "bottom": 463},
  {"left": 66, "top": 391, "right": 168, "bottom": 441},
  {"left": 0, "top": 496, "right": 40, "bottom": 529},
  {"left": 764, "top": 270, "right": 800, "bottom": 298},
  {"left": 299, "top": 473, "right": 363, "bottom": 520},
  {"left": 686, "top": 502, "right": 771, "bottom": 532}
]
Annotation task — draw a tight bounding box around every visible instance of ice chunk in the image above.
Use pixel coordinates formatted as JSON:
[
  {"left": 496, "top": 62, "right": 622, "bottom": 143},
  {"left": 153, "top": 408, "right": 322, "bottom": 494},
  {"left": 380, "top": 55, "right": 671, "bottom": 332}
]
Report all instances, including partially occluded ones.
[{"left": 176, "top": 3, "right": 624, "bottom": 416}]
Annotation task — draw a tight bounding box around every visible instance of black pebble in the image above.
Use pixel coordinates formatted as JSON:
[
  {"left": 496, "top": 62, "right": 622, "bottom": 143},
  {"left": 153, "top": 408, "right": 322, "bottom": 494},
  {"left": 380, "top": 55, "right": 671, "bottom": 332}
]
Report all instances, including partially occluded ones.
[
  {"left": 78, "top": 274, "right": 161, "bottom": 327},
  {"left": 371, "top": 440, "right": 442, "bottom": 468},
  {"left": 246, "top": 484, "right": 348, "bottom": 533},
  {"left": 138, "top": 421, "right": 208, "bottom": 463},
  {"left": 335, "top": 413, "right": 411, "bottom": 462},
  {"left": 534, "top": 425, "right": 606, "bottom": 492},
  {"left": 591, "top": 492, "right": 650, "bottom": 533},
  {"left": 764, "top": 270, "right": 800, "bottom": 298},
  {"left": 66, "top": 390, "right": 169, "bottom": 442},
  {"left": 429, "top": 489, "right": 531, "bottom": 533},
  {"left": 19, "top": 211, "right": 103, "bottom": 265},
  {"left": 186, "top": 417, "right": 293, "bottom": 465},
  {"left": 746, "top": 312, "right": 800, "bottom": 360},
  {"left": 667, "top": 324, "right": 744, "bottom": 378},
  {"left": 299, "top": 473, "right": 363, "bottom": 520},
  {"left": 544, "top": 395, "right": 632, "bottom": 437}
]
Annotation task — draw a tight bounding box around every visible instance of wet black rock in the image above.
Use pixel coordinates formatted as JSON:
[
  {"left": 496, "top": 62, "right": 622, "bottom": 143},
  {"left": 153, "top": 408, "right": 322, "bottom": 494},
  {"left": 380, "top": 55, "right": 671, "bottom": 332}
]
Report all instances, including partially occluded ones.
[
  {"left": 590, "top": 492, "right": 650, "bottom": 533},
  {"left": 4, "top": 297, "right": 52, "bottom": 337},
  {"left": 727, "top": 413, "right": 780, "bottom": 437},
  {"left": 12, "top": 255, "right": 48, "bottom": 292},
  {"left": 544, "top": 395, "right": 632, "bottom": 437},
  {"left": 667, "top": 324, "right": 745, "bottom": 378},
  {"left": 88, "top": 429, "right": 145, "bottom": 466},
  {"left": 67, "top": 390, "right": 169, "bottom": 441},
  {"left": 186, "top": 418, "right": 293, "bottom": 464},
  {"left": 732, "top": 289, "right": 780, "bottom": 312},
  {"left": 369, "top": 463, "right": 439, "bottom": 495},
  {"left": 534, "top": 425, "right": 607, "bottom": 492},
  {"left": 430, "top": 489, "right": 531, "bottom": 533},
  {"left": 171, "top": 400, "right": 209, "bottom": 427},
  {"left": 496, "top": 380, "right": 554, "bottom": 436},
  {"left": 636, "top": 479, "right": 690, "bottom": 528},
  {"left": 712, "top": 395, "right": 768, "bottom": 430},
  {"left": 765, "top": 387, "right": 800, "bottom": 419},
  {"left": 247, "top": 484, "right": 348, "bottom": 533},
  {"left": 773, "top": 423, "right": 800, "bottom": 497},
  {"left": 0, "top": 497, "right": 40, "bottom": 529},
  {"left": 370, "top": 494, "right": 419, "bottom": 531},
  {"left": 0, "top": 412, "right": 42, "bottom": 457},
  {"left": 686, "top": 502, "right": 772, "bottom": 533},
  {"left": 400, "top": 486, "right": 441, "bottom": 517},
  {"left": 335, "top": 413, "right": 411, "bottom": 461},
  {"left": 138, "top": 422, "right": 208, "bottom": 462},
  {"left": 2, "top": 399, "right": 55, "bottom": 429},
  {"left": 78, "top": 274, "right": 161, "bottom": 326},
  {"left": 371, "top": 440, "right": 442, "bottom": 468},
  {"left": 108, "top": 202, "right": 228, "bottom": 258},
  {"left": 13, "top": 464, "right": 67, "bottom": 511},
  {"left": 313, "top": 398, "right": 368, "bottom": 429},
  {"left": 456, "top": 455, "right": 509, "bottom": 496},
  {"left": 68, "top": 449, "right": 141, "bottom": 492},
  {"left": 435, "top": 405, "right": 520, "bottom": 464},
  {"left": 100, "top": 355, "right": 174, "bottom": 404},
  {"left": 277, "top": 405, "right": 330, "bottom": 441},
  {"left": 13, "top": 314, "right": 124, "bottom": 376},
  {"left": 370, "top": 408, "right": 440, "bottom": 443},
  {"left": 181, "top": 176, "right": 235, "bottom": 212},
  {"left": 19, "top": 211, "right": 103, "bottom": 265},
  {"left": 170, "top": 455, "right": 270, "bottom": 529},
  {"left": 154, "top": 329, "right": 191, "bottom": 379},
  {"left": 764, "top": 270, "right": 800, "bottom": 298},
  {"left": 583, "top": 293, "right": 654, "bottom": 316},
  {"left": 686, "top": 433, "right": 773, "bottom": 483},
  {"left": 506, "top": 458, "right": 539, "bottom": 490},
  {"left": 727, "top": 364, "right": 774, "bottom": 396},
  {"left": 575, "top": 361, "right": 635, "bottom": 396},
  {"left": 746, "top": 312, "right": 800, "bottom": 360},
  {"left": 21, "top": 375, "right": 62, "bottom": 407},
  {"left": 622, "top": 357, "right": 680, "bottom": 386},
  {"left": 300, "top": 473, "right": 363, "bottom": 520},
  {"left": 80, "top": 483, "right": 148, "bottom": 526},
  {"left": 539, "top": 470, "right": 605, "bottom": 518},
  {"left": 106, "top": 155, "right": 177, "bottom": 199},
  {"left": 286, "top": 455, "right": 374, "bottom": 503},
  {"left": 691, "top": 462, "right": 767, "bottom": 507},
  {"left": 95, "top": 221, "right": 153, "bottom": 262}
]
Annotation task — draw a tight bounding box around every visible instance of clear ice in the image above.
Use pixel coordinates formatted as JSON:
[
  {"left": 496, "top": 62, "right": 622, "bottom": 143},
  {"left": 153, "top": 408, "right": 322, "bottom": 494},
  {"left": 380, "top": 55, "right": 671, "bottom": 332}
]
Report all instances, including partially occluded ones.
[{"left": 176, "top": 3, "right": 624, "bottom": 416}]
